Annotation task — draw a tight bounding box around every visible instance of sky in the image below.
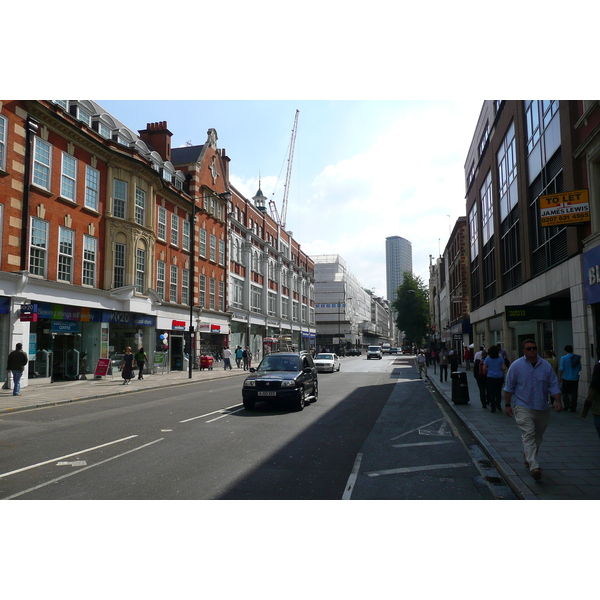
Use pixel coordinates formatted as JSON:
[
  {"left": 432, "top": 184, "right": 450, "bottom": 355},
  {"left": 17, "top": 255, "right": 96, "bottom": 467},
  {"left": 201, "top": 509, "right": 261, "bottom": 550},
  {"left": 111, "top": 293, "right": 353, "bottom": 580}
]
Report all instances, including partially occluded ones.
[{"left": 97, "top": 99, "right": 483, "bottom": 297}]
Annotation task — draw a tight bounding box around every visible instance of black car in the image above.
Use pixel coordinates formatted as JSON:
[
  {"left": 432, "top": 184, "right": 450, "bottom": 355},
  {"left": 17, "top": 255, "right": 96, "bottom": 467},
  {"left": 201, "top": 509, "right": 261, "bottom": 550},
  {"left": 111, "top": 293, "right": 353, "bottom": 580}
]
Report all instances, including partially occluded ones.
[
  {"left": 346, "top": 348, "right": 362, "bottom": 356},
  {"left": 242, "top": 352, "right": 318, "bottom": 411}
]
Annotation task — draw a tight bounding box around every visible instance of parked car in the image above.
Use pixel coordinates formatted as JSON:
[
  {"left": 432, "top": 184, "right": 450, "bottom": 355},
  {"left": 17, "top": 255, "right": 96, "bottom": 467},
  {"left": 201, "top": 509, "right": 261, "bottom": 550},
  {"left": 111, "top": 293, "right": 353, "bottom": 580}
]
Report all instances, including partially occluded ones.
[
  {"left": 390, "top": 348, "right": 399, "bottom": 354},
  {"left": 242, "top": 351, "right": 318, "bottom": 411},
  {"left": 346, "top": 348, "right": 362, "bottom": 356},
  {"left": 314, "top": 352, "right": 341, "bottom": 373},
  {"left": 367, "top": 345, "right": 383, "bottom": 360}
]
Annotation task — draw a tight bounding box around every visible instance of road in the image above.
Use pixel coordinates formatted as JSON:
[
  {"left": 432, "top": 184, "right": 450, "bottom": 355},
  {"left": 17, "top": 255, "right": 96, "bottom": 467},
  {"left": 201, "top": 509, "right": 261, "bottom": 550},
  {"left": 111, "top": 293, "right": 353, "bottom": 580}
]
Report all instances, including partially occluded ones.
[{"left": 0, "top": 354, "right": 498, "bottom": 500}]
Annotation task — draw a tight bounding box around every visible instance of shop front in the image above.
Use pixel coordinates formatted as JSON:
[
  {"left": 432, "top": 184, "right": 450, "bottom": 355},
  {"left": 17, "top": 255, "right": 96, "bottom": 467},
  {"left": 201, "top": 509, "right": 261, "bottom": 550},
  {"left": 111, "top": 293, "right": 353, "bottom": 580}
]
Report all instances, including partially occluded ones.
[{"left": 22, "top": 303, "right": 155, "bottom": 383}]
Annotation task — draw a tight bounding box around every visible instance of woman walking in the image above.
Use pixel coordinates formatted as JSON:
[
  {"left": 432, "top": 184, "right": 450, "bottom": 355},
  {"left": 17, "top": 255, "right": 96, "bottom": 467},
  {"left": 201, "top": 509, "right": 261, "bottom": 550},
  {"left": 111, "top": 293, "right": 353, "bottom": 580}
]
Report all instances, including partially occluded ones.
[
  {"left": 483, "top": 345, "right": 507, "bottom": 412},
  {"left": 135, "top": 347, "right": 148, "bottom": 380},
  {"left": 120, "top": 347, "right": 135, "bottom": 385}
]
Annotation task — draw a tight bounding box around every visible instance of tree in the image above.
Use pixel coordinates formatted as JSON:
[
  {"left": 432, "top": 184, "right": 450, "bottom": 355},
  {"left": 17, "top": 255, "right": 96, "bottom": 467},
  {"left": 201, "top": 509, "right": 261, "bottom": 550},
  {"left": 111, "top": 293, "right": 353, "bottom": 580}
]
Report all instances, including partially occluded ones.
[{"left": 391, "top": 272, "right": 429, "bottom": 346}]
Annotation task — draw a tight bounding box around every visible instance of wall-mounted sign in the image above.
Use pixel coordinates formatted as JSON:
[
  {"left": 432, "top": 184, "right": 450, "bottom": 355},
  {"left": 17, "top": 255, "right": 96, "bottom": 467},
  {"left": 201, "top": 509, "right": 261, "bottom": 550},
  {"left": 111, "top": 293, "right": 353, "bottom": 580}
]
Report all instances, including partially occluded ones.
[
  {"left": 540, "top": 189, "right": 590, "bottom": 227},
  {"left": 583, "top": 245, "right": 600, "bottom": 305}
]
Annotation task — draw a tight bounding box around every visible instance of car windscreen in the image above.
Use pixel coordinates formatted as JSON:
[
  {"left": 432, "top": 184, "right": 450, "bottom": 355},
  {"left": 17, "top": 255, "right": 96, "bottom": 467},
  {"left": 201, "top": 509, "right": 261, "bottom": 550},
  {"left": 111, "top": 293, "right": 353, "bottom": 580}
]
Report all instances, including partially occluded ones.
[
  {"left": 316, "top": 354, "right": 333, "bottom": 360},
  {"left": 368, "top": 347, "right": 380, "bottom": 351},
  {"left": 259, "top": 356, "right": 301, "bottom": 371}
]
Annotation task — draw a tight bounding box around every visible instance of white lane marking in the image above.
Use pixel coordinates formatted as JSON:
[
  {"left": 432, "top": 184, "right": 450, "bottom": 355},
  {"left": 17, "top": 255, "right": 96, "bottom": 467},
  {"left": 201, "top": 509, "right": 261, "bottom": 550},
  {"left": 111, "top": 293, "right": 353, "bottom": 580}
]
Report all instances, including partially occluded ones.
[
  {"left": 366, "top": 462, "right": 471, "bottom": 477},
  {"left": 2, "top": 438, "right": 164, "bottom": 500},
  {"left": 56, "top": 461, "right": 88, "bottom": 467},
  {"left": 342, "top": 453, "right": 363, "bottom": 500},
  {"left": 180, "top": 403, "right": 243, "bottom": 423},
  {"left": 392, "top": 440, "right": 456, "bottom": 449},
  {"left": 389, "top": 419, "right": 443, "bottom": 441},
  {"left": 0, "top": 435, "right": 139, "bottom": 479},
  {"left": 205, "top": 407, "right": 245, "bottom": 423}
]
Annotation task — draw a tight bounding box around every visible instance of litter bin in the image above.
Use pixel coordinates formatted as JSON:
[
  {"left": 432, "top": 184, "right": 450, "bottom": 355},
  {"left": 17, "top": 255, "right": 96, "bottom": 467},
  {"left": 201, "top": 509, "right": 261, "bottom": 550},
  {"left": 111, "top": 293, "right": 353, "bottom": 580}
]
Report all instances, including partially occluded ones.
[{"left": 451, "top": 371, "right": 470, "bottom": 404}]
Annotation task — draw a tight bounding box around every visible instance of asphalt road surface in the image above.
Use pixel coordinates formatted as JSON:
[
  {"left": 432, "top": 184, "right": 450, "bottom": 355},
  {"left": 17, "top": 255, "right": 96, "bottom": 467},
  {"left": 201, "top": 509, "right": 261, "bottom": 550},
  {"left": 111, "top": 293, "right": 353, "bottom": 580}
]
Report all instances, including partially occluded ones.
[{"left": 0, "top": 355, "right": 496, "bottom": 500}]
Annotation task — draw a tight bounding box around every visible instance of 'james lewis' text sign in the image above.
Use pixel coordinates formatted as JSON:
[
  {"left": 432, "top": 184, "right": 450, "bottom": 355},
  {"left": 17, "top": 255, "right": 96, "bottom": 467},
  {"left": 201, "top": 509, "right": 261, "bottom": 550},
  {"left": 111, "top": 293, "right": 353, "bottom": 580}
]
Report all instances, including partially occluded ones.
[{"left": 540, "top": 189, "right": 590, "bottom": 227}]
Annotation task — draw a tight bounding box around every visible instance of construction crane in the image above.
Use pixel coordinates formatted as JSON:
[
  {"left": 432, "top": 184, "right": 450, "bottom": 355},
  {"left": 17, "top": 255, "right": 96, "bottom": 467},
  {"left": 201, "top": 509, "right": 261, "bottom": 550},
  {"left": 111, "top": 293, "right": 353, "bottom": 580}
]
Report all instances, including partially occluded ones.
[{"left": 269, "top": 109, "right": 299, "bottom": 229}]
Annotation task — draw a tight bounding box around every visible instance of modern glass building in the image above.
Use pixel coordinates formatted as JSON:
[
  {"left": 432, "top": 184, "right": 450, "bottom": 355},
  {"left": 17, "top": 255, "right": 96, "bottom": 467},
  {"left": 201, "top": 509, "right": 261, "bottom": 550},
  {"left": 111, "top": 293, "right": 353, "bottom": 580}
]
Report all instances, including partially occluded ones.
[{"left": 385, "top": 236, "right": 412, "bottom": 302}]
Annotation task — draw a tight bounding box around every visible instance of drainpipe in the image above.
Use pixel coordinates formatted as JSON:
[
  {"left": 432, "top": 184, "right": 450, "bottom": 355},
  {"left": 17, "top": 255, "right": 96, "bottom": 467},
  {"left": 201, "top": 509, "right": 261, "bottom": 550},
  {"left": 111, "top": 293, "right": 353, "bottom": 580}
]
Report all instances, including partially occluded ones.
[{"left": 21, "top": 116, "right": 39, "bottom": 270}]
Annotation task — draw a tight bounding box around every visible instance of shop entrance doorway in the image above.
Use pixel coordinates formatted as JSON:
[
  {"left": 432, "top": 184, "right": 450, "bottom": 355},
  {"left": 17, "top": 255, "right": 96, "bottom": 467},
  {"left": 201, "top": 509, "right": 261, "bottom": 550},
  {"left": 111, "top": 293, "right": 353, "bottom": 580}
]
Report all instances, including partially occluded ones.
[
  {"left": 52, "top": 333, "right": 81, "bottom": 381},
  {"left": 170, "top": 335, "right": 184, "bottom": 370}
]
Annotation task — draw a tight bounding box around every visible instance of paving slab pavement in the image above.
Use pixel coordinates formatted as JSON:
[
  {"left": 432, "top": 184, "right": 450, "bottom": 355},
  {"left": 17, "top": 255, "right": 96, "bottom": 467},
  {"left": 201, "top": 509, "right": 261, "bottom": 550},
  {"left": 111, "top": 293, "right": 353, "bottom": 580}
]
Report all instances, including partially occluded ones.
[{"left": 421, "top": 359, "right": 600, "bottom": 500}]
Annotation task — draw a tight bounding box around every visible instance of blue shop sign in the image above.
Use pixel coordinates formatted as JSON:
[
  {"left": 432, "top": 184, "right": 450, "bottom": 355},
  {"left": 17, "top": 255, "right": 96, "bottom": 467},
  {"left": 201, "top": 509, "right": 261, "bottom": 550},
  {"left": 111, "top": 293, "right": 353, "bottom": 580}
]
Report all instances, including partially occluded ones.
[
  {"left": 51, "top": 320, "right": 81, "bottom": 333},
  {"left": 102, "top": 311, "right": 156, "bottom": 326},
  {"left": 583, "top": 246, "right": 600, "bottom": 305}
]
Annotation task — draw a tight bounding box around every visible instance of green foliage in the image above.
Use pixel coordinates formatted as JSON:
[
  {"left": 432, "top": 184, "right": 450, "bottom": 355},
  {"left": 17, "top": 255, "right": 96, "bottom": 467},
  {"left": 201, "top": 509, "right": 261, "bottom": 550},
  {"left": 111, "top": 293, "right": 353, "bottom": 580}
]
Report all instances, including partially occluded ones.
[{"left": 391, "top": 272, "right": 429, "bottom": 346}]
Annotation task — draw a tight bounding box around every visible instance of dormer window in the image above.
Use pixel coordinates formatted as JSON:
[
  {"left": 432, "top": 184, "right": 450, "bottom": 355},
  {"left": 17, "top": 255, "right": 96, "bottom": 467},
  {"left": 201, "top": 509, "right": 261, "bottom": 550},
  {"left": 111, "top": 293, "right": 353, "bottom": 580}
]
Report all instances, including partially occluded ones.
[
  {"left": 69, "top": 101, "right": 93, "bottom": 126},
  {"left": 113, "top": 128, "right": 134, "bottom": 146},
  {"left": 174, "top": 172, "right": 185, "bottom": 190},
  {"left": 162, "top": 161, "right": 175, "bottom": 183}
]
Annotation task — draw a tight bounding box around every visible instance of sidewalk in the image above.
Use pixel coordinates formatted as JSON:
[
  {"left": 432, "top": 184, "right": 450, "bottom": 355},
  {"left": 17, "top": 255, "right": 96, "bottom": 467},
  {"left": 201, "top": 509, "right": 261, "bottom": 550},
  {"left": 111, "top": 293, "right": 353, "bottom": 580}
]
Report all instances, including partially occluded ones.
[
  {"left": 424, "top": 360, "right": 600, "bottom": 500},
  {"left": 0, "top": 364, "right": 247, "bottom": 413}
]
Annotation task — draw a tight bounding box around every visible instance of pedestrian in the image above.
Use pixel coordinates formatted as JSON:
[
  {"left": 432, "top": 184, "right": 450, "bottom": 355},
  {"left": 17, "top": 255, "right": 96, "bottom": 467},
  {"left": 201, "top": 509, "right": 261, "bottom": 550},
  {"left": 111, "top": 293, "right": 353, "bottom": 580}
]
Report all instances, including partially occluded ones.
[
  {"left": 476, "top": 350, "right": 488, "bottom": 408},
  {"left": 7, "top": 342, "right": 28, "bottom": 396},
  {"left": 223, "top": 346, "right": 232, "bottom": 370},
  {"left": 120, "top": 347, "right": 135, "bottom": 385},
  {"left": 135, "top": 347, "right": 148, "bottom": 380},
  {"left": 543, "top": 349, "right": 558, "bottom": 375},
  {"left": 558, "top": 344, "right": 582, "bottom": 412},
  {"left": 247, "top": 347, "right": 253, "bottom": 369},
  {"left": 483, "top": 344, "right": 507, "bottom": 413},
  {"left": 242, "top": 347, "right": 250, "bottom": 370},
  {"left": 504, "top": 338, "right": 562, "bottom": 481},
  {"left": 464, "top": 346, "right": 471, "bottom": 371},
  {"left": 498, "top": 343, "right": 510, "bottom": 369},
  {"left": 448, "top": 349, "right": 458, "bottom": 373},
  {"left": 438, "top": 348, "right": 448, "bottom": 382},
  {"left": 235, "top": 346, "right": 243, "bottom": 368},
  {"left": 416, "top": 350, "right": 427, "bottom": 379},
  {"left": 473, "top": 346, "right": 484, "bottom": 381},
  {"left": 582, "top": 354, "right": 600, "bottom": 440}
]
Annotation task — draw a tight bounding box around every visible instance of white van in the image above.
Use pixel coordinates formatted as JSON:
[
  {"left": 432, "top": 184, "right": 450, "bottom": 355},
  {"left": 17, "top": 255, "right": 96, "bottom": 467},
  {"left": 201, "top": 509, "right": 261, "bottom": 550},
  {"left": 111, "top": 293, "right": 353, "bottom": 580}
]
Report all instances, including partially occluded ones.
[
  {"left": 381, "top": 343, "right": 391, "bottom": 354},
  {"left": 367, "top": 345, "right": 383, "bottom": 360}
]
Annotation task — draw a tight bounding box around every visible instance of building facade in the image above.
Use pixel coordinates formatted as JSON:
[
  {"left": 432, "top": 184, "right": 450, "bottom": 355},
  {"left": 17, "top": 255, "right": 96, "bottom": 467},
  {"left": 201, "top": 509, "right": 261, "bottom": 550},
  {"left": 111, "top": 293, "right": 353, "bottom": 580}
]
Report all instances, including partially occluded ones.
[
  {"left": 465, "top": 100, "right": 592, "bottom": 390},
  {"left": 226, "top": 182, "right": 316, "bottom": 359},
  {"left": 0, "top": 100, "right": 315, "bottom": 390},
  {"left": 385, "top": 235, "right": 412, "bottom": 303},
  {"left": 313, "top": 254, "right": 390, "bottom": 352}
]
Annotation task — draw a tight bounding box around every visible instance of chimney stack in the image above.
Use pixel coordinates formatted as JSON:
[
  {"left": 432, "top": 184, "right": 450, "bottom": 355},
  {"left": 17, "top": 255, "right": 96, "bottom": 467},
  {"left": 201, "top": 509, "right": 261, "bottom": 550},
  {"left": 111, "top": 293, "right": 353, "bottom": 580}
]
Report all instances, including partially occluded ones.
[{"left": 138, "top": 121, "right": 173, "bottom": 162}]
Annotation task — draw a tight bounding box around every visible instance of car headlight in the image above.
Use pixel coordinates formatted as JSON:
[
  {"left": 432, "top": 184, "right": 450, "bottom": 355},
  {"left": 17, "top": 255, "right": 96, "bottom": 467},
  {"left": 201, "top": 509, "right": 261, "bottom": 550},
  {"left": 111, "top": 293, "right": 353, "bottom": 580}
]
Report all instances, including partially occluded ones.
[
  {"left": 244, "top": 379, "right": 256, "bottom": 387},
  {"left": 281, "top": 380, "right": 296, "bottom": 387}
]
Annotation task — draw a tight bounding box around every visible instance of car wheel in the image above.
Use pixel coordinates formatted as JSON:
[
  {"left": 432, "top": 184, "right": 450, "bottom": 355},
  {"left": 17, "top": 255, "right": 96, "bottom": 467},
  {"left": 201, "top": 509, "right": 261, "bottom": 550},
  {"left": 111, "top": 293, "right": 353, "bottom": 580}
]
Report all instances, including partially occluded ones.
[
  {"left": 243, "top": 398, "right": 255, "bottom": 410},
  {"left": 294, "top": 387, "right": 306, "bottom": 411}
]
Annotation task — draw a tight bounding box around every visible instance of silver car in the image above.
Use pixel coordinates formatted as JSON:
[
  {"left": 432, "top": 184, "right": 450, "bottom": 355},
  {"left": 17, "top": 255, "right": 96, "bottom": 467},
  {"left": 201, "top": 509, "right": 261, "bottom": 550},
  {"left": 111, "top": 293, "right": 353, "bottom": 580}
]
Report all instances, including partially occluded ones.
[{"left": 314, "top": 352, "right": 341, "bottom": 372}]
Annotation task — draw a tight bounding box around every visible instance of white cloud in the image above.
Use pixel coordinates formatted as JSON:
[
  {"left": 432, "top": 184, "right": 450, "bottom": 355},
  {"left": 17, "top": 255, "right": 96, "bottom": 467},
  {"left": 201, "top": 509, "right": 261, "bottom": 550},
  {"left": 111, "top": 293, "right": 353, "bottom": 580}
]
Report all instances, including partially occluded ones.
[{"left": 231, "top": 101, "right": 481, "bottom": 300}]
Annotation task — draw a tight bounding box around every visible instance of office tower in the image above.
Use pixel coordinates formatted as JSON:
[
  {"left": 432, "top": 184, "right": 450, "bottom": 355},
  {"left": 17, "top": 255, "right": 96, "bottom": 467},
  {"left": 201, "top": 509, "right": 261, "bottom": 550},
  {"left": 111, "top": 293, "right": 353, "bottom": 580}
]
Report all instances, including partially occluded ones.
[{"left": 386, "top": 236, "right": 412, "bottom": 302}]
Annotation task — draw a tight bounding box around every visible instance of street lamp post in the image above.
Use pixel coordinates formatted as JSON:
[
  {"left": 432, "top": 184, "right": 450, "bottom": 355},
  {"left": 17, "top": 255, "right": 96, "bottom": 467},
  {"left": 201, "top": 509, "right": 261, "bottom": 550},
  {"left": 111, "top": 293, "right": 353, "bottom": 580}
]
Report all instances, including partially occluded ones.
[{"left": 188, "top": 197, "right": 196, "bottom": 379}]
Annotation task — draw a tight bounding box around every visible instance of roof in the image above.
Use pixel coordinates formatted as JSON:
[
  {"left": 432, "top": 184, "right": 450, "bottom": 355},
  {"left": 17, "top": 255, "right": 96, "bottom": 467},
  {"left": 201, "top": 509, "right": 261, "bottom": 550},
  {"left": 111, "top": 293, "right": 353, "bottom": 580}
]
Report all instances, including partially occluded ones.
[{"left": 171, "top": 144, "right": 204, "bottom": 166}]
